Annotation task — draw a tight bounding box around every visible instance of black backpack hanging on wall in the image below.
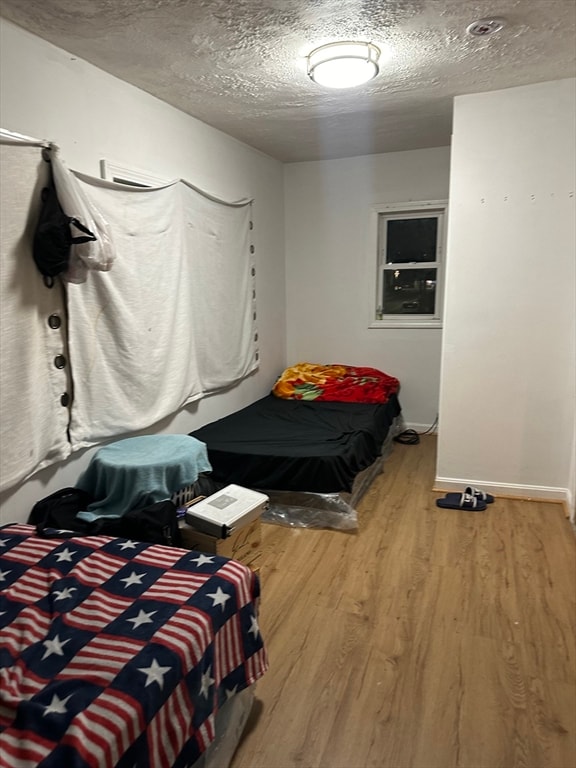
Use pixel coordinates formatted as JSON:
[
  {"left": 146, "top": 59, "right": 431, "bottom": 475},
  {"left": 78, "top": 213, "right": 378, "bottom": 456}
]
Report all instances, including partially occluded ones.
[{"left": 32, "top": 157, "right": 97, "bottom": 284}]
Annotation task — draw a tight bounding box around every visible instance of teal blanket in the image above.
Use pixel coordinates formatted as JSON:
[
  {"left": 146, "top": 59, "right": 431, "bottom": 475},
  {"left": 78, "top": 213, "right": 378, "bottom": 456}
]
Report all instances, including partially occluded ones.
[{"left": 77, "top": 434, "right": 212, "bottom": 520}]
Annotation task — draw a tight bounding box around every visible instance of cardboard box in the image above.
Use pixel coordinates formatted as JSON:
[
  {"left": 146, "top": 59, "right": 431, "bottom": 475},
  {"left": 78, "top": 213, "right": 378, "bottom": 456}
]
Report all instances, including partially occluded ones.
[{"left": 179, "top": 517, "right": 262, "bottom": 573}]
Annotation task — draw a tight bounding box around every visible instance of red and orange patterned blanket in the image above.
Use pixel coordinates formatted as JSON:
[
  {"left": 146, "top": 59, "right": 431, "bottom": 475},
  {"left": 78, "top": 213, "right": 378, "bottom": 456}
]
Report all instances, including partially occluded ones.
[{"left": 272, "top": 362, "right": 399, "bottom": 404}]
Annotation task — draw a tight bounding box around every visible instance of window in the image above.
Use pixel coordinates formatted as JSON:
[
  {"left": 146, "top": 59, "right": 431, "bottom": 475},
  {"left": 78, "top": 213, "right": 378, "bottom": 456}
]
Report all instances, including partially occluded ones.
[
  {"left": 369, "top": 200, "right": 447, "bottom": 328},
  {"left": 100, "top": 159, "right": 169, "bottom": 188}
]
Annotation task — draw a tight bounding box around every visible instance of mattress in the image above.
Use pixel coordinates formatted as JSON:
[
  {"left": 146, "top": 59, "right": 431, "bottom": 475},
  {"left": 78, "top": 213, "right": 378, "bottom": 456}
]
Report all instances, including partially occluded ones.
[
  {"left": 189, "top": 393, "right": 401, "bottom": 494},
  {"left": 0, "top": 523, "right": 268, "bottom": 768}
]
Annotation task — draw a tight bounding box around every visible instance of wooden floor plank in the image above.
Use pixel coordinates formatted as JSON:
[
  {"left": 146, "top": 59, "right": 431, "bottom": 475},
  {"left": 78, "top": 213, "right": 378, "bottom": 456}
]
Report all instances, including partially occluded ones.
[{"left": 231, "top": 436, "right": 576, "bottom": 768}]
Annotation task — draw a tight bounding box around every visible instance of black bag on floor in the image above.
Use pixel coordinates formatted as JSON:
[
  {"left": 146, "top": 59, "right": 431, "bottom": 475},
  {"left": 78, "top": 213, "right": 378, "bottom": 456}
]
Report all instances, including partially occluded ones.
[
  {"left": 122, "top": 501, "right": 182, "bottom": 547},
  {"left": 29, "top": 488, "right": 181, "bottom": 547},
  {"left": 29, "top": 487, "right": 96, "bottom": 532}
]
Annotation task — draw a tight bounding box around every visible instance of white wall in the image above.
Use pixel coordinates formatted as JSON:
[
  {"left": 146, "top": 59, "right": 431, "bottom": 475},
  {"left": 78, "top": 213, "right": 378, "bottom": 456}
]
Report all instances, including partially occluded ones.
[
  {"left": 0, "top": 20, "right": 286, "bottom": 523},
  {"left": 284, "top": 148, "right": 451, "bottom": 429},
  {"left": 437, "top": 79, "right": 576, "bottom": 505}
]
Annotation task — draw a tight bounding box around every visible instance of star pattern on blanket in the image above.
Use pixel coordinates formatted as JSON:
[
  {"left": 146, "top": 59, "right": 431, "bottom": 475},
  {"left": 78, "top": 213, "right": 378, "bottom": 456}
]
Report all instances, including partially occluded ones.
[
  {"left": 190, "top": 553, "right": 215, "bottom": 566},
  {"left": 127, "top": 609, "right": 157, "bottom": 629},
  {"left": 206, "top": 586, "right": 231, "bottom": 611},
  {"left": 0, "top": 569, "right": 11, "bottom": 582},
  {"left": 200, "top": 667, "right": 215, "bottom": 699},
  {"left": 117, "top": 540, "right": 138, "bottom": 550},
  {"left": 54, "top": 548, "right": 77, "bottom": 563},
  {"left": 120, "top": 571, "right": 146, "bottom": 588},
  {"left": 43, "top": 693, "right": 73, "bottom": 717},
  {"left": 53, "top": 587, "right": 77, "bottom": 601},
  {"left": 138, "top": 658, "right": 172, "bottom": 689},
  {"left": 248, "top": 614, "right": 260, "bottom": 639},
  {"left": 0, "top": 538, "right": 11, "bottom": 547},
  {"left": 42, "top": 634, "right": 70, "bottom": 660}
]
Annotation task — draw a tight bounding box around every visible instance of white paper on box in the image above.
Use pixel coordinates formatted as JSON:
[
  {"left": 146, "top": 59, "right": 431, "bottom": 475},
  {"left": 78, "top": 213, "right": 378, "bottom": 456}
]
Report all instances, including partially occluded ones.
[{"left": 184, "top": 484, "right": 269, "bottom": 538}]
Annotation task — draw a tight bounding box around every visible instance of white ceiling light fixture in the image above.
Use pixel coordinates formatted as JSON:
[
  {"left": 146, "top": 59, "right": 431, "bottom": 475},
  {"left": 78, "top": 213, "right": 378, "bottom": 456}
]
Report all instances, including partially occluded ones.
[{"left": 307, "top": 41, "right": 381, "bottom": 89}]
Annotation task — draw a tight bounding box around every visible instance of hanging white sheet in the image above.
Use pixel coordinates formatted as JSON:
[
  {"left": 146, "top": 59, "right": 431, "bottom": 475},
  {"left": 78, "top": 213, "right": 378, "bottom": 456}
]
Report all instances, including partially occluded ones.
[
  {"left": 67, "top": 174, "right": 258, "bottom": 449},
  {"left": 0, "top": 144, "right": 72, "bottom": 492},
  {"left": 0, "top": 138, "right": 258, "bottom": 490}
]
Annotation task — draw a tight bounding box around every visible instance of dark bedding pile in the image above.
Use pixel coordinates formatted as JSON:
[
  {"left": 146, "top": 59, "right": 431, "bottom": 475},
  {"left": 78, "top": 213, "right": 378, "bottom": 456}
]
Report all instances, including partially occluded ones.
[{"left": 190, "top": 393, "right": 401, "bottom": 493}]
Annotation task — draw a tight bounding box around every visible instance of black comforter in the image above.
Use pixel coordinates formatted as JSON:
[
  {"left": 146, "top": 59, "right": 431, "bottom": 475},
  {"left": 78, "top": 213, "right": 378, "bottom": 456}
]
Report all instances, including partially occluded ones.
[{"left": 189, "top": 393, "right": 401, "bottom": 493}]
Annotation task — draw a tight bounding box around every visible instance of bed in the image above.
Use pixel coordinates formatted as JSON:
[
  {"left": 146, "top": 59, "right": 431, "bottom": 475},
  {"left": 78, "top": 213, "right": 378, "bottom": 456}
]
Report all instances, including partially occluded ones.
[
  {"left": 0, "top": 523, "right": 268, "bottom": 768},
  {"left": 189, "top": 363, "right": 403, "bottom": 530}
]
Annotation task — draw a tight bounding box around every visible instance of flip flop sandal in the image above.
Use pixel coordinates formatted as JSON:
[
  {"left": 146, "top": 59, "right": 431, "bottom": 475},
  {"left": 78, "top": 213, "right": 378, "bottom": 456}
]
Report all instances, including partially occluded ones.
[
  {"left": 436, "top": 492, "right": 487, "bottom": 511},
  {"left": 464, "top": 486, "right": 494, "bottom": 504}
]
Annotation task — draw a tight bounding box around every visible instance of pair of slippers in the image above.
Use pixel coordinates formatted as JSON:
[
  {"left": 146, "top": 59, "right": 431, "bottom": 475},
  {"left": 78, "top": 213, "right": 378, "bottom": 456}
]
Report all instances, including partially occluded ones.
[{"left": 436, "top": 485, "right": 495, "bottom": 512}]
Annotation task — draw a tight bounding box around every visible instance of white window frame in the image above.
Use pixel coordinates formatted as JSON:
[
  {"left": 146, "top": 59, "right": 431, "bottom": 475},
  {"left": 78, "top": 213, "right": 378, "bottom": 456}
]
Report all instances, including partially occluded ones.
[
  {"left": 367, "top": 200, "right": 448, "bottom": 329},
  {"left": 100, "top": 159, "right": 170, "bottom": 188}
]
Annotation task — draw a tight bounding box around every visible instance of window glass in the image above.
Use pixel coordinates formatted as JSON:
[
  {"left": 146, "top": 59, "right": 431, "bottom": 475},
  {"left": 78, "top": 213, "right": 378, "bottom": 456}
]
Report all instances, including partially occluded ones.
[
  {"left": 382, "top": 268, "right": 437, "bottom": 314},
  {"left": 386, "top": 218, "right": 438, "bottom": 264}
]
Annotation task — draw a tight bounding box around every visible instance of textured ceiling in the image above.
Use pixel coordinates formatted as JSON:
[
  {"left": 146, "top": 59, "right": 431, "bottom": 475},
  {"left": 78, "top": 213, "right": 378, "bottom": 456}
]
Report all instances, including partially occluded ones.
[{"left": 1, "top": 0, "right": 575, "bottom": 162}]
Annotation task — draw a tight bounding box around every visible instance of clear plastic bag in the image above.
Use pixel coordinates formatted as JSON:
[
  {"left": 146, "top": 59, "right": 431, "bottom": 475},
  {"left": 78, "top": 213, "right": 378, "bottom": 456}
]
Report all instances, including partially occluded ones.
[
  {"left": 262, "top": 490, "right": 358, "bottom": 530},
  {"left": 51, "top": 145, "right": 115, "bottom": 283}
]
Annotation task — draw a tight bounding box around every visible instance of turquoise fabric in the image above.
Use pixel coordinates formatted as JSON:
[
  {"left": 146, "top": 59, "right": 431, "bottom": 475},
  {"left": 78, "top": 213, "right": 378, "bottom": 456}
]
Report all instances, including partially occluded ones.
[{"left": 76, "top": 435, "right": 211, "bottom": 520}]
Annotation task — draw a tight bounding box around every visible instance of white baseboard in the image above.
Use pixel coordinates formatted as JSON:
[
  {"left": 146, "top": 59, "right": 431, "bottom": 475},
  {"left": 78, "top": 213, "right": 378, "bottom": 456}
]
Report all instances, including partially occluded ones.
[{"left": 434, "top": 476, "right": 570, "bottom": 507}]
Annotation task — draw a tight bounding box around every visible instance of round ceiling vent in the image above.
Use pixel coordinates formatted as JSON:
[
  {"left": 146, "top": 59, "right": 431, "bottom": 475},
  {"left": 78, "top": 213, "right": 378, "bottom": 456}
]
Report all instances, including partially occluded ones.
[{"left": 466, "top": 17, "right": 506, "bottom": 36}]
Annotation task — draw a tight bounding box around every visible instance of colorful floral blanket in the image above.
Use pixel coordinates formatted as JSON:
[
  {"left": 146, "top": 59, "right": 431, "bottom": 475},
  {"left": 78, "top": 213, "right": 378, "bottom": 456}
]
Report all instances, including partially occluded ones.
[{"left": 272, "top": 362, "right": 399, "bottom": 404}]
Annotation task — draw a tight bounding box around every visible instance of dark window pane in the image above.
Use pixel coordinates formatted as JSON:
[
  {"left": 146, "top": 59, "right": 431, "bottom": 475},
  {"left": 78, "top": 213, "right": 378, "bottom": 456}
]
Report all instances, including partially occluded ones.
[
  {"left": 385, "top": 217, "right": 438, "bottom": 263},
  {"left": 382, "top": 268, "right": 437, "bottom": 314}
]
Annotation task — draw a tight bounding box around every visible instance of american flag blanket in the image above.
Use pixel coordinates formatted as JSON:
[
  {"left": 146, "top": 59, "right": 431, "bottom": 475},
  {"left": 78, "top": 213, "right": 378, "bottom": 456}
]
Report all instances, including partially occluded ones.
[{"left": 0, "top": 524, "right": 268, "bottom": 768}]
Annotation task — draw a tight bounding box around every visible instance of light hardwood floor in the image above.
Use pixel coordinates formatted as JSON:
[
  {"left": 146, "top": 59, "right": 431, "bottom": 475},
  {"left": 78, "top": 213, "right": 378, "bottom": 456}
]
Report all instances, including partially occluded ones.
[{"left": 231, "top": 436, "right": 576, "bottom": 768}]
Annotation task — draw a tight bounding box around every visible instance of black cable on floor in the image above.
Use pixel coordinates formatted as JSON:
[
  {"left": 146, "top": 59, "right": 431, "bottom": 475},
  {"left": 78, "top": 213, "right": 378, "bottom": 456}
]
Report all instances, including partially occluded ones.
[
  {"left": 393, "top": 429, "right": 421, "bottom": 444},
  {"left": 393, "top": 415, "right": 439, "bottom": 445}
]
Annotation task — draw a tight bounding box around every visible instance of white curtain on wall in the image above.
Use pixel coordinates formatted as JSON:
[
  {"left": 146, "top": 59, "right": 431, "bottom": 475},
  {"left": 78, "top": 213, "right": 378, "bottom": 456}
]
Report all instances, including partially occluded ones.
[
  {"left": 0, "top": 144, "right": 72, "bottom": 492},
  {"left": 67, "top": 175, "right": 257, "bottom": 449},
  {"left": 0, "top": 140, "right": 258, "bottom": 489}
]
